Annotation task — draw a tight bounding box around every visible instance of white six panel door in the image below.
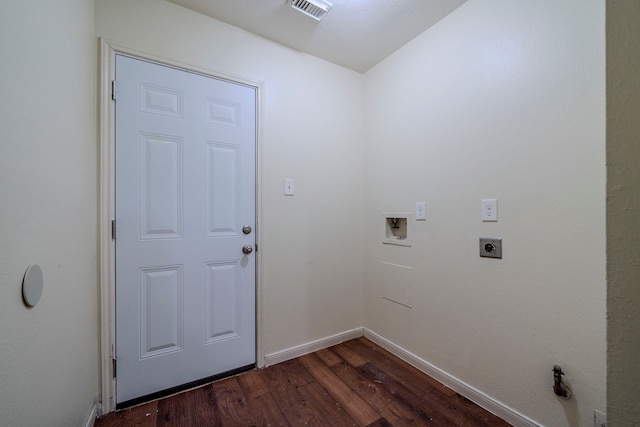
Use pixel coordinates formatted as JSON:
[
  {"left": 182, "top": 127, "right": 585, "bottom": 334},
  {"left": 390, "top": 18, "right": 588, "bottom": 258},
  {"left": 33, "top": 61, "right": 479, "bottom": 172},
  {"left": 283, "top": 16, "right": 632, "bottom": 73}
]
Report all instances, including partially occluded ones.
[{"left": 115, "top": 55, "right": 256, "bottom": 404}]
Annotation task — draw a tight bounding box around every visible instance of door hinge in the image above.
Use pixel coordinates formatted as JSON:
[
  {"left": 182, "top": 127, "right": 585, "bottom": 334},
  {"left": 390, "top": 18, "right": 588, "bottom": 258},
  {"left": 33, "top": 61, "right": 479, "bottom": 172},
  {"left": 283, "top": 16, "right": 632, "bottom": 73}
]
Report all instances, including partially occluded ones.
[
  {"left": 112, "top": 358, "right": 117, "bottom": 378},
  {"left": 111, "top": 80, "right": 118, "bottom": 101},
  {"left": 111, "top": 219, "right": 116, "bottom": 240}
]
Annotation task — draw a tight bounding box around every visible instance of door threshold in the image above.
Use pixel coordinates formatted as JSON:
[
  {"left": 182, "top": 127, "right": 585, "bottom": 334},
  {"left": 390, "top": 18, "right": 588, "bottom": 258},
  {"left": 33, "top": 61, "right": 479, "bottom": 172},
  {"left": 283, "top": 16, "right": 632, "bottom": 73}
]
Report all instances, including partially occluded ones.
[{"left": 116, "top": 363, "right": 255, "bottom": 410}]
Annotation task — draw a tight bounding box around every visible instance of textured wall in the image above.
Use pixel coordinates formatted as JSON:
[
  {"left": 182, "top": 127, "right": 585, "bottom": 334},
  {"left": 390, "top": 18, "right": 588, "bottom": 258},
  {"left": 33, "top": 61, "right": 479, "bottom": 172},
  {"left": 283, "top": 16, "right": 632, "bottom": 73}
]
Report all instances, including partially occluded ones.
[
  {"left": 363, "top": 1, "right": 605, "bottom": 425},
  {"left": 606, "top": 1, "right": 640, "bottom": 424},
  {"left": 0, "top": 1, "right": 99, "bottom": 426}
]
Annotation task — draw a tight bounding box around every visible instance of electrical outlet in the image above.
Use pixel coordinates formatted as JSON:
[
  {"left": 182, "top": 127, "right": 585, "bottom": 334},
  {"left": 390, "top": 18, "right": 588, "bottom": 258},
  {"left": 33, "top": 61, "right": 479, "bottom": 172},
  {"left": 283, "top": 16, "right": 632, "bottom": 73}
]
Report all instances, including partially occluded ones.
[
  {"left": 594, "top": 410, "right": 606, "bottom": 427},
  {"left": 482, "top": 198, "right": 498, "bottom": 221}
]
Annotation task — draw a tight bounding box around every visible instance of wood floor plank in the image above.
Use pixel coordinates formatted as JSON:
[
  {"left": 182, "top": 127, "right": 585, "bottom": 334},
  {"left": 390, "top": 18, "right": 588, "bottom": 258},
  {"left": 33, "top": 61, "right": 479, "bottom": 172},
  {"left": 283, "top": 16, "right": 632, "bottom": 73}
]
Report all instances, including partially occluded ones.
[
  {"left": 431, "top": 392, "right": 512, "bottom": 427},
  {"left": 236, "top": 369, "right": 270, "bottom": 400},
  {"left": 244, "top": 391, "right": 292, "bottom": 426},
  {"left": 297, "top": 381, "right": 360, "bottom": 426},
  {"left": 357, "top": 361, "right": 466, "bottom": 426},
  {"left": 314, "top": 347, "right": 343, "bottom": 367},
  {"left": 210, "top": 377, "right": 255, "bottom": 426},
  {"left": 366, "top": 418, "right": 395, "bottom": 427},
  {"left": 259, "top": 358, "right": 314, "bottom": 392},
  {"left": 233, "top": 372, "right": 292, "bottom": 425},
  {"left": 249, "top": 362, "right": 317, "bottom": 425},
  {"left": 156, "top": 384, "right": 218, "bottom": 426},
  {"left": 332, "top": 342, "right": 368, "bottom": 367},
  {"left": 95, "top": 401, "right": 158, "bottom": 427},
  {"left": 330, "top": 360, "right": 424, "bottom": 427},
  {"left": 350, "top": 338, "right": 456, "bottom": 397},
  {"left": 298, "top": 353, "right": 382, "bottom": 426},
  {"left": 268, "top": 382, "right": 326, "bottom": 426},
  {"left": 358, "top": 361, "right": 509, "bottom": 426}
]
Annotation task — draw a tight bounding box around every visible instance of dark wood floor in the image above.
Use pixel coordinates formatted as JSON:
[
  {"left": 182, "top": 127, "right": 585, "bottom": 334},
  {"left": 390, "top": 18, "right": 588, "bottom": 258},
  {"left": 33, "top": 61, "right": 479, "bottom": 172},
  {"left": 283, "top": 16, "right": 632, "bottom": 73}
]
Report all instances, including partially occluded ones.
[{"left": 95, "top": 337, "right": 511, "bottom": 426}]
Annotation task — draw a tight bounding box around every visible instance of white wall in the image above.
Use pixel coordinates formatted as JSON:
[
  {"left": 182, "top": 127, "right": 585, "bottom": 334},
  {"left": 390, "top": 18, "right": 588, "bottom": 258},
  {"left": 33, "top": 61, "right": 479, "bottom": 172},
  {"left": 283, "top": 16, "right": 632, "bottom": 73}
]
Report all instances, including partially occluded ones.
[
  {"left": 95, "top": 0, "right": 365, "bottom": 357},
  {"left": 0, "top": 1, "right": 99, "bottom": 426},
  {"left": 363, "top": 1, "right": 605, "bottom": 426},
  {"left": 606, "top": 1, "right": 640, "bottom": 424}
]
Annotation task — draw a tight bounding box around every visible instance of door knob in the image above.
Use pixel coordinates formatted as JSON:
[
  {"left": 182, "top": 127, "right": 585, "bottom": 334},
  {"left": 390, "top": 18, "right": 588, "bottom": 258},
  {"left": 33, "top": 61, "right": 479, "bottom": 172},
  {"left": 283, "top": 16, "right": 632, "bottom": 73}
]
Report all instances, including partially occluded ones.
[
  {"left": 242, "top": 245, "right": 253, "bottom": 254},
  {"left": 242, "top": 225, "right": 252, "bottom": 235}
]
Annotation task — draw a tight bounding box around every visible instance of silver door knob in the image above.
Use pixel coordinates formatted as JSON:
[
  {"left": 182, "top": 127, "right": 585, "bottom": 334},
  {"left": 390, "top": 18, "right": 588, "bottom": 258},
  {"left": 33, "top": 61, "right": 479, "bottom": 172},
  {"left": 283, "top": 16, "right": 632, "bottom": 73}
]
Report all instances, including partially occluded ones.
[
  {"left": 242, "top": 245, "right": 253, "bottom": 254},
  {"left": 242, "top": 225, "right": 252, "bottom": 235}
]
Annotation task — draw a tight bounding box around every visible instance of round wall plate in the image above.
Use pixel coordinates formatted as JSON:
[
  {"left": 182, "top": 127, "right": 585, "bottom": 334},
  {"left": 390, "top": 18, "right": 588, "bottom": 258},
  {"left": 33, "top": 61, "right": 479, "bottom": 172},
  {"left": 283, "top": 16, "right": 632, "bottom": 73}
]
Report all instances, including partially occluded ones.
[{"left": 22, "top": 264, "right": 43, "bottom": 307}]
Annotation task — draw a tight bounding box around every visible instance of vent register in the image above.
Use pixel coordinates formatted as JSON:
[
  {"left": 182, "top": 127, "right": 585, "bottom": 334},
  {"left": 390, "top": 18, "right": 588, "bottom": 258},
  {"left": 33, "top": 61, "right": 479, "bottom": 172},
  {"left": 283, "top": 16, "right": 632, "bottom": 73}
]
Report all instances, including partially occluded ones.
[{"left": 289, "top": 0, "right": 333, "bottom": 21}]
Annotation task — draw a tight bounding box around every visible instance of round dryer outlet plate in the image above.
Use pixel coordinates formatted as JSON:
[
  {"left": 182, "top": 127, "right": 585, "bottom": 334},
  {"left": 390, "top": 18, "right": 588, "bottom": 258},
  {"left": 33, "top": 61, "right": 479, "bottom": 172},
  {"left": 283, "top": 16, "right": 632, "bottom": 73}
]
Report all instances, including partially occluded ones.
[{"left": 22, "top": 264, "right": 43, "bottom": 307}]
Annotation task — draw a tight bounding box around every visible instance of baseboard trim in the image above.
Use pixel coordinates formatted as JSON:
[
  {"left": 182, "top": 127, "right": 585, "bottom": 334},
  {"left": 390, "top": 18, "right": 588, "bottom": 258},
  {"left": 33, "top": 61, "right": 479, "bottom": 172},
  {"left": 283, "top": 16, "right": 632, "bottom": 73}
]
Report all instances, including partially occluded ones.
[
  {"left": 84, "top": 402, "right": 99, "bottom": 427},
  {"left": 264, "top": 327, "right": 364, "bottom": 366},
  {"left": 363, "top": 328, "right": 541, "bottom": 427}
]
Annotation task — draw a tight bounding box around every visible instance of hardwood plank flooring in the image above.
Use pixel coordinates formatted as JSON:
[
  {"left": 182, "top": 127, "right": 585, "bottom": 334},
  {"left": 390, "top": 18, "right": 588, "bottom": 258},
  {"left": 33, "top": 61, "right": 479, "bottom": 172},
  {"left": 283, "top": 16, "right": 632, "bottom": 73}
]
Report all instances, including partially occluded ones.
[{"left": 95, "top": 338, "right": 512, "bottom": 426}]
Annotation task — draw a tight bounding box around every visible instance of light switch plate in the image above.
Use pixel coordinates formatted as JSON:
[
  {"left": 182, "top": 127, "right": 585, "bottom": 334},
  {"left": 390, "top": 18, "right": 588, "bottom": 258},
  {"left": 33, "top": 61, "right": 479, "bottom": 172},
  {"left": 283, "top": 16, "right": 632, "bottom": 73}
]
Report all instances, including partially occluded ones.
[
  {"left": 284, "top": 178, "right": 295, "bottom": 196},
  {"left": 416, "top": 202, "right": 426, "bottom": 220}
]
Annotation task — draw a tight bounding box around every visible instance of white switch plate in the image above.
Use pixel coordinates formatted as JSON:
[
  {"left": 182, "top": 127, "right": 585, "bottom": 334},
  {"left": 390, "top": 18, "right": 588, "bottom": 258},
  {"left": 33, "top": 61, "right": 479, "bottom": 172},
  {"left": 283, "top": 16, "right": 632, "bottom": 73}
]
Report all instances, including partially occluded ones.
[
  {"left": 415, "top": 202, "right": 426, "bottom": 220},
  {"left": 482, "top": 198, "right": 498, "bottom": 221},
  {"left": 284, "top": 178, "right": 295, "bottom": 196}
]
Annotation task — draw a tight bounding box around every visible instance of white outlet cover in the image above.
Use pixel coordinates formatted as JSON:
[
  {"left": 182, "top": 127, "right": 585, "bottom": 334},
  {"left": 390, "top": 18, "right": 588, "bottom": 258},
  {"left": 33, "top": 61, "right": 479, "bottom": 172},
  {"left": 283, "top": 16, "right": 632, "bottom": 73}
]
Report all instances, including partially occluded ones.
[{"left": 482, "top": 198, "right": 498, "bottom": 222}]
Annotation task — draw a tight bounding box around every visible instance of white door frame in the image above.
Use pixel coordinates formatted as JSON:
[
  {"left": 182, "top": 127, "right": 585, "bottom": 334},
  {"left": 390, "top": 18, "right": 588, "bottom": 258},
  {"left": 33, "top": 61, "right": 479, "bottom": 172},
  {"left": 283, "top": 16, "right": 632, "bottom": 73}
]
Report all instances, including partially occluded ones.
[{"left": 98, "top": 38, "right": 264, "bottom": 414}]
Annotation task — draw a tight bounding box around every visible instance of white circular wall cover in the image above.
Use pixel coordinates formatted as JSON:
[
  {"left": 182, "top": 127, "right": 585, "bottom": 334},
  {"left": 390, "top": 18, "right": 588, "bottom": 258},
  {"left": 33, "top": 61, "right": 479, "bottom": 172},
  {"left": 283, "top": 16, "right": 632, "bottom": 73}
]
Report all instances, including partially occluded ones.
[{"left": 22, "top": 264, "right": 43, "bottom": 307}]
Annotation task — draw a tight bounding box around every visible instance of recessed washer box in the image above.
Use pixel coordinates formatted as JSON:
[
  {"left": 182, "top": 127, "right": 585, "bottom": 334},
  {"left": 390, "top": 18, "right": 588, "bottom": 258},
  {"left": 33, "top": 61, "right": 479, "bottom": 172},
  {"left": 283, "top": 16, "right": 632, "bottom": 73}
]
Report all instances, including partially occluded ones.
[{"left": 383, "top": 212, "right": 411, "bottom": 247}]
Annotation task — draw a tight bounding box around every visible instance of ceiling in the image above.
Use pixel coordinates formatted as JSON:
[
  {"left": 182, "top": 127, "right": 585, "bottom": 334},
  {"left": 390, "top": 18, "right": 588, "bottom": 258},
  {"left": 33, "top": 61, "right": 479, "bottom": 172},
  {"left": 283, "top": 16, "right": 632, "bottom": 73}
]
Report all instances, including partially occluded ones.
[{"left": 167, "top": 0, "right": 468, "bottom": 73}]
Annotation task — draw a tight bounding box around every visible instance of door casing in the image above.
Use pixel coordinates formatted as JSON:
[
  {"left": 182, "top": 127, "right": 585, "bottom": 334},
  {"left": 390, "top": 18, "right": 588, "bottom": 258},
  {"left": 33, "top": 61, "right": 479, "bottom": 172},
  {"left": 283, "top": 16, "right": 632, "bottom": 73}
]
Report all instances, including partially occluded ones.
[{"left": 98, "top": 38, "right": 264, "bottom": 414}]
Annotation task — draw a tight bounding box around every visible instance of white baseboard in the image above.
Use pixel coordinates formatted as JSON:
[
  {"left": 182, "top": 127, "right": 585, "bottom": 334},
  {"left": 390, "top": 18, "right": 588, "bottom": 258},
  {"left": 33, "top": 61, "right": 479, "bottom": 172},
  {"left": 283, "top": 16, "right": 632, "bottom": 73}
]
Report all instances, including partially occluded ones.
[
  {"left": 363, "top": 328, "right": 542, "bottom": 427},
  {"left": 264, "top": 327, "right": 364, "bottom": 366},
  {"left": 84, "top": 402, "right": 99, "bottom": 427}
]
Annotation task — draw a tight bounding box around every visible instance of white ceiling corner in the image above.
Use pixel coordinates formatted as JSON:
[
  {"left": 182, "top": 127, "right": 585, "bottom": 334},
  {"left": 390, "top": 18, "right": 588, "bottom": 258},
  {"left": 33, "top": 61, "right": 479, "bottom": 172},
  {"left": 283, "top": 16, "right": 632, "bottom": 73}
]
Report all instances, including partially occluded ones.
[{"left": 166, "top": 0, "right": 468, "bottom": 73}]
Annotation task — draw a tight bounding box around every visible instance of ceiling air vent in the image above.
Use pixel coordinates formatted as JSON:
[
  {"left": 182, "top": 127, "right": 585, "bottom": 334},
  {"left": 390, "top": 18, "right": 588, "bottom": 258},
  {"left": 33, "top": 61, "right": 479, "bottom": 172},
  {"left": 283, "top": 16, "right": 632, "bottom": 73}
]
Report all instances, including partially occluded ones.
[{"left": 289, "top": 0, "right": 333, "bottom": 21}]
